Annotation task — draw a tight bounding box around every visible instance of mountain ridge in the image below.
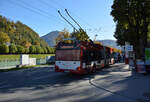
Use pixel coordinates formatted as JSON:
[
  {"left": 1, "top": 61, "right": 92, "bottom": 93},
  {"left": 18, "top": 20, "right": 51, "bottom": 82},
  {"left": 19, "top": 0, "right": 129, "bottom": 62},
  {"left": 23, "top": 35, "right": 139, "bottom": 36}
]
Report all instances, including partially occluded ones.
[
  {"left": 41, "top": 31, "right": 60, "bottom": 47},
  {"left": 98, "top": 39, "right": 121, "bottom": 49},
  {"left": 41, "top": 31, "right": 120, "bottom": 49}
]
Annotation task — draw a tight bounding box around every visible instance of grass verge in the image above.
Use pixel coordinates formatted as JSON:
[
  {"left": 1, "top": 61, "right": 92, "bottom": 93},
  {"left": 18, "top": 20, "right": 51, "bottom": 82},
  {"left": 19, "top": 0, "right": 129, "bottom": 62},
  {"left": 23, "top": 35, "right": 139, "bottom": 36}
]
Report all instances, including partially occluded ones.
[{"left": 0, "top": 54, "right": 55, "bottom": 61}]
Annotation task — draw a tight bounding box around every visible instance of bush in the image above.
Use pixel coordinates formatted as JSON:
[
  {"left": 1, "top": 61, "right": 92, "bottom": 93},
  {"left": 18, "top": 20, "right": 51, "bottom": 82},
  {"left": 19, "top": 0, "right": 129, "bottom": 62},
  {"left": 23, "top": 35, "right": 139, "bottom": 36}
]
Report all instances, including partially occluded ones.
[
  {"left": 43, "top": 48, "right": 48, "bottom": 54},
  {"left": 9, "top": 44, "right": 17, "bottom": 54},
  {"left": 24, "top": 48, "right": 29, "bottom": 54},
  {"left": 29, "top": 46, "right": 36, "bottom": 54},
  {"left": 35, "top": 46, "right": 42, "bottom": 54},
  {"left": 16, "top": 45, "right": 25, "bottom": 54},
  {"left": 0, "top": 44, "right": 9, "bottom": 54}
]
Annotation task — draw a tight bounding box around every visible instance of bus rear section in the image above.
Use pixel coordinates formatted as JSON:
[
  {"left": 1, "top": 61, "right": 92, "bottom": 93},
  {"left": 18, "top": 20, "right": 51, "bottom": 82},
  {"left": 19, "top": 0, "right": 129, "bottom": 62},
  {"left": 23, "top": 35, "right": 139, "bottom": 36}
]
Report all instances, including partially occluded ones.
[
  {"left": 55, "top": 43, "right": 86, "bottom": 74},
  {"left": 55, "top": 41, "right": 107, "bottom": 74}
]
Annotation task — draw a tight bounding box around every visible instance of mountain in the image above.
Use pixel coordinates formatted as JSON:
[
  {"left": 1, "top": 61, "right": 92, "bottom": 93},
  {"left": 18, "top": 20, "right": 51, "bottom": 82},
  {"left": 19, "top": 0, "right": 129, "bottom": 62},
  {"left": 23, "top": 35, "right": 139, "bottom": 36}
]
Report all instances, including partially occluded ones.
[
  {"left": 0, "top": 15, "right": 48, "bottom": 47},
  {"left": 41, "top": 31, "right": 121, "bottom": 49},
  {"left": 98, "top": 39, "right": 121, "bottom": 49},
  {"left": 41, "top": 31, "right": 59, "bottom": 47}
]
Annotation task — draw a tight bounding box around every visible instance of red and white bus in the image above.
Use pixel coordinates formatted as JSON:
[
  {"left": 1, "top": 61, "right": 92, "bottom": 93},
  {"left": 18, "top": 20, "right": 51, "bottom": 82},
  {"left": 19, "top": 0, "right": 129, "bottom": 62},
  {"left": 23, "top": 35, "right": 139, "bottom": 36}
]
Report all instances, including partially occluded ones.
[{"left": 55, "top": 40, "right": 112, "bottom": 74}]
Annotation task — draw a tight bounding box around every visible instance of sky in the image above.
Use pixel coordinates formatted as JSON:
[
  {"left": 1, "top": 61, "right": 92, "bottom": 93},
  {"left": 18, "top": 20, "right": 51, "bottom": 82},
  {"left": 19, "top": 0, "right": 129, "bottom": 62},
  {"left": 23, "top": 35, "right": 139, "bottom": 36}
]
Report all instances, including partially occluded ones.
[{"left": 0, "top": 0, "right": 116, "bottom": 40}]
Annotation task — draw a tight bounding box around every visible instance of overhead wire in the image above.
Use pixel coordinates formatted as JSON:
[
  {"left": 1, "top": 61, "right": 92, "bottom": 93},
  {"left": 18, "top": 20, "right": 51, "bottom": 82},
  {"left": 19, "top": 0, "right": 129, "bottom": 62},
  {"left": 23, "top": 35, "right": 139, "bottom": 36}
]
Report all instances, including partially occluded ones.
[
  {"left": 38, "top": 0, "right": 74, "bottom": 30},
  {"left": 7, "top": 0, "right": 69, "bottom": 29},
  {"left": 38, "top": 0, "right": 58, "bottom": 11},
  {"left": 58, "top": 10, "right": 78, "bottom": 31},
  {"left": 8, "top": 0, "right": 51, "bottom": 20},
  {"left": 18, "top": 0, "right": 57, "bottom": 19},
  {"left": 37, "top": 0, "right": 77, "bottom": 31},
  {"left": 50, "top": 0, "right": 102, "bottom": 40},
  {"left": 18, "top": 0, "right": 67, "bottom": 26},
  {"left": 6, "top": 0, "right": 100, "bottom": 35},
  {"left": 51, "top": 0, "right": 99, "bottom": 30}
]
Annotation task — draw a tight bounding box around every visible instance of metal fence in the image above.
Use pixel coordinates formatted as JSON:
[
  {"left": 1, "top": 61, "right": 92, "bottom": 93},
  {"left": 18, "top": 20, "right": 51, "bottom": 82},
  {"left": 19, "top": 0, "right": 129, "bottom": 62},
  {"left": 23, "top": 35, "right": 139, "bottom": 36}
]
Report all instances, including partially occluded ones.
[
  {"left": 0, "top": 59, "right": 20, "bottom": 68},
  {"left": 0, "top": 58, "right": 47, "bottom": 69}
]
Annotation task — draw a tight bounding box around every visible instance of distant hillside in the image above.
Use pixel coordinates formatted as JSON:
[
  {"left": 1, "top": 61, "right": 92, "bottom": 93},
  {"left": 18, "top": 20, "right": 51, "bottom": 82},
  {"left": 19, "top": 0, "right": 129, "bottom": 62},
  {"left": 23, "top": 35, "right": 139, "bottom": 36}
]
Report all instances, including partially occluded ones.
[
  {"left": 41, "top": 31, "right": 59, "bottom": 47},
  {"left": 0, "top": 15, "right": 48, "bottom": 47},
  {"left": 41, "top": 31, "right": 121, "bottom": 49},
  {"left": 98, "top": 39, "right": 121, "bottom": 49}
]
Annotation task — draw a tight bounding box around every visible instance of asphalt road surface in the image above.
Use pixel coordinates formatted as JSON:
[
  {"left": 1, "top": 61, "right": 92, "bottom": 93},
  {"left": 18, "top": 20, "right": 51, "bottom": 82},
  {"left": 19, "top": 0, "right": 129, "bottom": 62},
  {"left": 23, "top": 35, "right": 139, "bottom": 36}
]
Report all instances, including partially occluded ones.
[{"left": 0, "top": 63, "right": 150, "bottom": 102}]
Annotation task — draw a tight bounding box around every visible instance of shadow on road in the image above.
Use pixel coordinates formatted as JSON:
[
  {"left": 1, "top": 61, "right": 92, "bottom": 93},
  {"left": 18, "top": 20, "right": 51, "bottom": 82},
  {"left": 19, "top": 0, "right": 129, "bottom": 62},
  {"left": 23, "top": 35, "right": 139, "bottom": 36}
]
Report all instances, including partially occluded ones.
[
  {"left": 0, "top": 66, "right": 98, "bottom": 94},
  {"left": 0, "top": 63, "right": 127, "bottom": 93},
  {"left": 1, "top": 63, "right": 150, "bottom": 102}
]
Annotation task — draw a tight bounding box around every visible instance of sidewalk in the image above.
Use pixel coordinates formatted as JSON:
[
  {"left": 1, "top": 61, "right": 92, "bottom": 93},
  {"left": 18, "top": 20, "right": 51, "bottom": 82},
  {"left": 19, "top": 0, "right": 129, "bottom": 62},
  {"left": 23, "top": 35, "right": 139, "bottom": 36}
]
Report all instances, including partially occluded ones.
[
  {"left": 92, "top": 63, "right": 150, "bottom": 102},
  {"left": 0, "top": 66, "right": 16, "bottom": 70}
]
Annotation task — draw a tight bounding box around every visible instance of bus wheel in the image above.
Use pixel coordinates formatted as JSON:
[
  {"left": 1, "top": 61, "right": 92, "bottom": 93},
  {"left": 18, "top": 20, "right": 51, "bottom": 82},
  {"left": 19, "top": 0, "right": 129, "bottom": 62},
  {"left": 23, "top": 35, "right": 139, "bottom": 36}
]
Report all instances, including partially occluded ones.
[{"left": 87, "top": 68, "right": 91, "bottom": 74}]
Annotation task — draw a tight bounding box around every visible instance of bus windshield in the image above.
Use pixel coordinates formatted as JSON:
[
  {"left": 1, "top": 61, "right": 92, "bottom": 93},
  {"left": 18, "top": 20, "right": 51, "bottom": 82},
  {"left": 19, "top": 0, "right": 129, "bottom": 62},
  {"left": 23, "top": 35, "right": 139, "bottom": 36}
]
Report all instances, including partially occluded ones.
[{"left": 56, "top": 50, "right": 80, "bottom": 61}]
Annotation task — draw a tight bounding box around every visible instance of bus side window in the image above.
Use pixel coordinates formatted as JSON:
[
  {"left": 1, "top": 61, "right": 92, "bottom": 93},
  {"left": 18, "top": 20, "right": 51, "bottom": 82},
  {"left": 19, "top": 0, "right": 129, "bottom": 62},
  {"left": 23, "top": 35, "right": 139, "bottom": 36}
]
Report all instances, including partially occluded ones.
[
  {"left": 100, "top": 49, "right": 104, "bottom": 59},
  {"left": 83, "top": 50, "right": 87, "bottom": 62},
  {"left": 83, "top": 50, "right": 90, "bottom": 62}
]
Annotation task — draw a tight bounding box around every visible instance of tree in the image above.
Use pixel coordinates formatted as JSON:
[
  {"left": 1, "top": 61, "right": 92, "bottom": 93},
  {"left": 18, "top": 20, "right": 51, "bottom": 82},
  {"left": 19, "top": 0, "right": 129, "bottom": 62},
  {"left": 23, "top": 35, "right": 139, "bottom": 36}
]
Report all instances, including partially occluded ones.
[
  {"left": 43, "top": 48, "right": 48, "bottom": 54},
  {"left": 35, "top": 46, "right": 42, "bottom": 54},
  {"left": 46, "top": 47, "right": 52, "bottom": 54},
  {"left": 29, "top": 46, "right": 36, "bottom": 54},
  {"left": 9, "top": 44, "right": 17, "bottom": 54},
  {"left": 56, "top": 28, "right": 71, "bottom": 44},
  {"left": 16, "top": 45, "right": 25, "bottom": 54},
  {"left": 34, "top": 41, "right": 40, "bottom": 46},
  {"left": 24, "top": 48, "right": 29, "bottom": 54},
  {"left": 0, "top": 32, "right": 10, "bottom": 44},
  {"left": 22, "top": 41, "right": 32, "bottom": 48},
  {"left": 111, "top": 0, "right": 150, "bottom": 59},
  {"left": 94, "top": 41, "right": 102, "bottom": 45},
  {"left": 71, "top": 29, "right": 89, "bottom": 41},
  {"left": 0, "top": 15, "right": 49, "bottom": 49},
  {"left": 0, "top": 44, "right": 9, "bottom": 54},
  {"left": 50, "top": 48, "right": 55, "bottom": 54}
]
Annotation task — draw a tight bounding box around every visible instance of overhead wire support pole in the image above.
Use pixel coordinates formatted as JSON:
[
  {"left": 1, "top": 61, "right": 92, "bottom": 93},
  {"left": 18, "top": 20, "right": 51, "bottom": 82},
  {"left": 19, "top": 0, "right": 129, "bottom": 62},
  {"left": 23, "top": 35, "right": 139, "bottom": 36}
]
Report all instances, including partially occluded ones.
[
  {"left": 58, "top": 10, "right": 78, "bottom": 31},
  {"left": 65, "top": 9, "right": 83, "bottom": 30}
]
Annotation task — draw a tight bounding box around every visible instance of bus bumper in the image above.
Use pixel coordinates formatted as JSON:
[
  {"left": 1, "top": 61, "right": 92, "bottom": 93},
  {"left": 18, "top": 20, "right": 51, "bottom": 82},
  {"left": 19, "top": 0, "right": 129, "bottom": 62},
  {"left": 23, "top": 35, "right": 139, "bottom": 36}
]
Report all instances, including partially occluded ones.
[{"left": 55, "top": 65, "right": 86, "bottom": 74}]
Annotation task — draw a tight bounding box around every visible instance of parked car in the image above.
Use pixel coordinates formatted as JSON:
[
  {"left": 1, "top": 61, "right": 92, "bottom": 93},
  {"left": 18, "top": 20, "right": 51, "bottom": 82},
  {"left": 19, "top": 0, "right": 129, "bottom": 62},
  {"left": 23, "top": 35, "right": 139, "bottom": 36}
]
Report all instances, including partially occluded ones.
[{"left": 46, "top": 56, "right": 55, "bottom": 64}]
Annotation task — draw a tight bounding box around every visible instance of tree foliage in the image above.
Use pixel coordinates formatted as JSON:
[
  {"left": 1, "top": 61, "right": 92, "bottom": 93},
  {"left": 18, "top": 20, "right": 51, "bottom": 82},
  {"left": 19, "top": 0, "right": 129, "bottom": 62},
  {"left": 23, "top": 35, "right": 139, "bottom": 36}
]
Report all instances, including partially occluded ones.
[
  {"left": 71, "top": 29, "right": 89, "bottom": 41},
  {"left": 24, "top": 48, "right": 29, "bottom": 54},
  {"left": 9, "top": 44, "right": 17, "bottom": 54},
  {"left": 0, "top": 15, "right": 49, "bottom": 48},
  {"left": 0, "top": 44, "right": 9, "bottom": 54},
  {"left": 22, "top": 41, "right": 32, "bottom": 48},
  {"left": 56, "top": 29, "right": 71, "bottom": 44},
  {"left": 29, "top": 46, "right": 36, "bottom": 54},
  {"left": 0, "top": 32, "right": 10, "bottom": 44},
  {"left": 111, "top": 0, "right": 150, "bottom": 58},
  {"left": 16, "top": 45, "right": 25, "bottom": 54},
  {"left": 35, "top": 46, "right": 43, "bottom": 54},
  {"left": 0, "top": 15, "right": 54, "bottom": 54}
]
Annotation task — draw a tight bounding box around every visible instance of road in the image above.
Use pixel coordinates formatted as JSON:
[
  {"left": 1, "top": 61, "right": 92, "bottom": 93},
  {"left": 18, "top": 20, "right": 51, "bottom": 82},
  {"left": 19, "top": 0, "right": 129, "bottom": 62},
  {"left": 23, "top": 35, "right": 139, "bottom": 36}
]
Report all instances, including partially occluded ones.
[{"left": 0, "top": 63, "right": 150, "bottom": 102}]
